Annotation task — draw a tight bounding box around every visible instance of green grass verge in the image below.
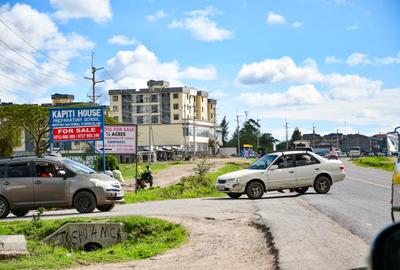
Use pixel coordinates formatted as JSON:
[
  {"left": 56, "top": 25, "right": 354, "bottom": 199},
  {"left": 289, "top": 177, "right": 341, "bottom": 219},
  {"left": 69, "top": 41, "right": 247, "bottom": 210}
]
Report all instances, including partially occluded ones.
[
  {"left": 0, "top": 216, "right": 187, "bottom": 270},
  {"left": 119, "top": 161, "right": 184, "bottom": 180},
  {"left": 124, "top": 161, "right": 249, "bottom": 204},
  {"left": 352, "top": 156, "right": 396, "bottom": 172}
]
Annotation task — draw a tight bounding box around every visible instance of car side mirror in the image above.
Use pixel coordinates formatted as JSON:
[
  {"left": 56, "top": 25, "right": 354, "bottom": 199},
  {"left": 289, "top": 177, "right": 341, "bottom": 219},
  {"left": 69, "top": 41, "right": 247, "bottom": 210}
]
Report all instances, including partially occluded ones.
[
  {"left": 370, "top": 222, "right": 400, "bottom": 270},
  {"left": 58, "top": 170, "right": 67, "bottom": 179},
  {"left": 269, "top": 165, "right": 278, "bottom": 171}
]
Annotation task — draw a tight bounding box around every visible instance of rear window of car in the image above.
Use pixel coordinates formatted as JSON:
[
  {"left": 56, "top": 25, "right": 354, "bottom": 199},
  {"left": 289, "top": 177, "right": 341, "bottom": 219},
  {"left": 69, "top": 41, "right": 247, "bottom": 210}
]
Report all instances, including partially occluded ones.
[
  {"left": 7, "top": 163, "right": 31, "bottom": 178},
  {"left": 0, "top": 165, "right": 5, "bottom": 178}
]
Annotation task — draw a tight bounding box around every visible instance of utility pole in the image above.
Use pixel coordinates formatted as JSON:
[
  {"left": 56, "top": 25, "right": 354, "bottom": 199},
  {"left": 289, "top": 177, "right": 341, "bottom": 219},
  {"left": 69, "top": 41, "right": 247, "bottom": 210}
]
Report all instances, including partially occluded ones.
[
  {"left": 357, "top": 129, "right": 360, "bottom": 148},
  {"left": 256, "top": 115, "right": 260, "bottom": 150},
  {"left": 285, "top": 120, "right": 289, "bottom": 149},
  {"left": 312, "top": 124, "right": 316, "bottom": 148},
  {"left": 84, "top": 52, "right": 104, "bottom": 104},
  {"left": 147, "top": 91, "right": 152, "bottom": 164},
  {"left": 236, "top": 114, "right": 241, "bottom": 156},
  {"left": 193, "top": 103, "right": 196, "bottom": 158},
  {"left": 336, "top": 128, "right": 340, "bottom": 150}
]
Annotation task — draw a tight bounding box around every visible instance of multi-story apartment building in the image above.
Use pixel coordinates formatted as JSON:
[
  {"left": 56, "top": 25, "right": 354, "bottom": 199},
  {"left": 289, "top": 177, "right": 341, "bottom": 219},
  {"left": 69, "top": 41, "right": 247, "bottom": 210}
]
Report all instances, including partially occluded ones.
[{"left": 108, "top": 80, "right": 220, "bottom": 155}]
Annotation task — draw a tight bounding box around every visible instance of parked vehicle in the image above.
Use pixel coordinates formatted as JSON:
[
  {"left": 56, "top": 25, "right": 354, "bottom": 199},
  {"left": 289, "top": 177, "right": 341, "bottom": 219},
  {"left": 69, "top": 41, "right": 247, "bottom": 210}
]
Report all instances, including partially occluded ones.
[
  {"left": 216, "top": 150, "right": 346, "bottom": 199},
  {"left": 349, "top": 147, "right": 361, "bottom": 158},
  {"left": 325, "top": 153, "right": 339, "bottom": 160},
  {"left": 0, "top": 155, "right": 124, "bottom": 219}
]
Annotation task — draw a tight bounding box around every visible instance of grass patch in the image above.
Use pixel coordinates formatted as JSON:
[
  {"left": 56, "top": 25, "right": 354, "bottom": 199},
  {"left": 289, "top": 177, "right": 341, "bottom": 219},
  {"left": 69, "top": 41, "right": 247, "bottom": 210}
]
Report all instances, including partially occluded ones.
[
  {"left": 119, "top": 161, "right": 184, "bottom": 180},
  {"left": 352, "top": 156, "right": 396, "bottom": 172},
  {"left": 124, "top": 161, "right": 249, "bottom": 204},
  {"left": 0, "top": 216, "right": 187, "bottom": 270}
]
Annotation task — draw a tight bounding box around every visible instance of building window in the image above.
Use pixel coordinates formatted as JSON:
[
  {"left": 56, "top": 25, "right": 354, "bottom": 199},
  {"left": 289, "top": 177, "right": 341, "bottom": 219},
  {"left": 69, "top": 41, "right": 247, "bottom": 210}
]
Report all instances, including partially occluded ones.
[
  {"left": 136, "top": 95, "right": 144, "bottom": 103},
  {"left": 211, "top": 104, "right": 213, "bottom": 109},
  {"left": 151, "top": 115, "right": 158, "bottom": 123},
  {"left": 136, "top": 105, "right": 144, "bottom": 113},
  {"left": 173, "top": 93, "right": 179, "bottom": 99},
  {"left": 202, "top": 97, "right": 204, "bottom": 102},
  {"left": 211, "top": 113, "right": 213, "bottom": 118},
  {"left": 113, "top": 106, "right": 118, "bottom": 112},
  {"left": 151, "top": 105, "right": 158, "bottom": 113},
  {"left": 137, "top": 116, "right": 144, "bottom": 124},
  {"left": 173, "top": 103, "right": 179, "bottom": 110},
  {"left": 187, "top": 95, "right": 189, "bottom": 100},
  {"left": 174, "top": 114, "right": 179, "bottom": 120},
  {"left": 112, "top": 95, "right": 119, "bottom": 101},
  {"left": 151, "top": 94, "right": 158, "bottom": 102},
  {"left": 202, "top": 107, "right": 204, "bottom": 112},
  {"left": 113, "top": 116, "right": 119, "bottom": 120}
]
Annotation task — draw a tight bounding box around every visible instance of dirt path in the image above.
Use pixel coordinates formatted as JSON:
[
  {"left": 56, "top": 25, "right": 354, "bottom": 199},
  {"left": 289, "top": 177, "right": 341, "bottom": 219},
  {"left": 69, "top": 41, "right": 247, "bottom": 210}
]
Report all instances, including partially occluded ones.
[
  {"left": 70, "top": 212, "right": 273, "bottom": 270},
  {"left": 124, "top": 158, "right": 249, "bottom": 190}
]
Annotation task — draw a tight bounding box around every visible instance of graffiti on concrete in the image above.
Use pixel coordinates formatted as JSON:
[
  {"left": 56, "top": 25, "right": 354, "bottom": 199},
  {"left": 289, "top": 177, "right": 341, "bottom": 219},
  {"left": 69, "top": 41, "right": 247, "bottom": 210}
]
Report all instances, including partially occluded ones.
[{"left": 43, "top": 222, "right": 127, "bottom": 250}]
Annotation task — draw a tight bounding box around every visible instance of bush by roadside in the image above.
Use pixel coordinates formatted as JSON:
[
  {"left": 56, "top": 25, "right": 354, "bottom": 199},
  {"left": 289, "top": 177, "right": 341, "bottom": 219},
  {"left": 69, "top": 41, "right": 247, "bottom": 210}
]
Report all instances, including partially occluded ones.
[
  {"left": 119, "top": 161, "right": 184, "bottom": 180},
  {"left": 351, "top": 156, "right": 396, "bottom": 172},
  {"left": 124, "top": 161, "right": 249, "bottom": 204},
  {"left": 0, "top": 216, "right": 186, "bottom": 270}
]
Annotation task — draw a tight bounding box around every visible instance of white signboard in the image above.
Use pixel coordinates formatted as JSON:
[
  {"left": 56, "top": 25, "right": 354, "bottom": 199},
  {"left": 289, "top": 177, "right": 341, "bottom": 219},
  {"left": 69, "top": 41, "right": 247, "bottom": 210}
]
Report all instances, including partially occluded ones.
[{"left": 96, "top": 125, "right": 137, "bottom": 154}]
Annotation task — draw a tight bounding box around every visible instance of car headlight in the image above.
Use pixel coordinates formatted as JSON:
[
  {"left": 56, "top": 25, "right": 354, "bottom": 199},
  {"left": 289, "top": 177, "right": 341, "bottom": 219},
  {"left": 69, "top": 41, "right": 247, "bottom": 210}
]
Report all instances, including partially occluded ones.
[{"left": 227, "top": 178, "right": 240, "bottom": 184}]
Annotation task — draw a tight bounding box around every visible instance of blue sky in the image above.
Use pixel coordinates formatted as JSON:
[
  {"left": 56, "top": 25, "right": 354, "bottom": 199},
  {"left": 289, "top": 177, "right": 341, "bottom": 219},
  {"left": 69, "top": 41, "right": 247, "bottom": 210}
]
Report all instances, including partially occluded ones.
[{"left": 0, "top": 0, "right": 399, "bottom": 140}]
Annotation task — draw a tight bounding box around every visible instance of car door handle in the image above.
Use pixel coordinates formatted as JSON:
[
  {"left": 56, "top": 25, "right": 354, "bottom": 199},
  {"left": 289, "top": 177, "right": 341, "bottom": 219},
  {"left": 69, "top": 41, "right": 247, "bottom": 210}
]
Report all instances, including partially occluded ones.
[
  {"left": 314, "top": 168, "right": 320, "bottom": 171},
  {"left": 34, "top": 180, "right": 42, "bottom": 184},
  {"left": 289, "top": 171, "right": 295, "bottom": 173},
  {"left": 2, "top": 181, "right": 9, "bottom": 185}
]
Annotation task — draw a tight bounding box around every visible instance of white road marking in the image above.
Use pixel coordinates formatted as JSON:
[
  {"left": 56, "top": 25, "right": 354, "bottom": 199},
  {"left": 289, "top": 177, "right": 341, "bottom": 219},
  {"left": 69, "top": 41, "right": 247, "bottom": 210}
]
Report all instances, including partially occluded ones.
[{"left": 347, "top": 176, "right": 391, "bottom": 189}]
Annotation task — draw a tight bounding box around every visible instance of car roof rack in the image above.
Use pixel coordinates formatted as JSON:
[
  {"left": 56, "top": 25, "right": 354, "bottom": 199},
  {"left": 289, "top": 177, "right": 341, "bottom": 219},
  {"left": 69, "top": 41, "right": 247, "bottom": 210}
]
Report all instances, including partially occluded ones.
[{"left": 0, "top": 154, "right": 58, "bottom": 160}]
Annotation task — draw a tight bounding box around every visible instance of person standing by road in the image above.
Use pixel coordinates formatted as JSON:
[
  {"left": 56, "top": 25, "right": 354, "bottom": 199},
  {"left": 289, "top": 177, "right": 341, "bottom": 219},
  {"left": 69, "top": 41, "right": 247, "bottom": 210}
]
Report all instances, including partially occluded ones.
[{"left": 112, "top": 166, "right": 124, "bottom": 183}]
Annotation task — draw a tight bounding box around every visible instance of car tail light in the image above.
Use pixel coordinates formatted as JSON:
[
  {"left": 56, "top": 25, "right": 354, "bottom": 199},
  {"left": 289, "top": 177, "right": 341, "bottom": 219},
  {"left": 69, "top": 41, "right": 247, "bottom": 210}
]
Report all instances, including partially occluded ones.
[{"left": 340, "top": 164, "right": 344, "bottom": 171}]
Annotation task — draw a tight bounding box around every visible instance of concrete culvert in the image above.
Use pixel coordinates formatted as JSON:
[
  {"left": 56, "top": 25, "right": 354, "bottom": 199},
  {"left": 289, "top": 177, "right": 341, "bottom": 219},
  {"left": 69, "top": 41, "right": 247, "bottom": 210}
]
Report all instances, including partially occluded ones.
[{"left": 84, "top": 242, "right": 102, "bottom": 252}]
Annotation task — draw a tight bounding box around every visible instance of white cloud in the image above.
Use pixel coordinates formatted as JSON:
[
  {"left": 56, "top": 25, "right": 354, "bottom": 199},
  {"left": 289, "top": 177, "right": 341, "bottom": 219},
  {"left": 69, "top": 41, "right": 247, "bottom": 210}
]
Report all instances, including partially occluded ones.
[
  {"left": 325, "top": 56, "right": 342, "bottom": 64},
  {"left": 146, "top": 10, "right": 167, "bottom": 22},
  {"left": 327, "top": 51, "right": 400, "bottom": 66},
  {"left": 292, "top": 21, "right": 303, "bottom": 28},
  {"left": 50, "top": 0, "right": 112, "bottom": 23},
  {"left": 105, "top": 45, "right": 217, "bottom": 89},
  {"left": 236, "top": 56, "right": 323, "bottom": 85},
  {"left": 239, "top": 84, "right": 323, "bottom": 107},
  {"left": 169, "top": 6, "right": 233, "bottom": 42},
  {"left": 108, "top": 35, "right": 137, "bottom": 46},
  {"left": 266, "top": 12, "right": 286, "bottom": 25},
  {"left": 236, "top": 56, "right": 382, "bottom": 101},
  {"left": 346, "top": 53, "right": 371, "bottom": 66},
  {"left": 0, "top": 3, "right": 94, "bottom": 102},
  {"left": 346, "top": 24, "right": 358, "bottom": 31}
]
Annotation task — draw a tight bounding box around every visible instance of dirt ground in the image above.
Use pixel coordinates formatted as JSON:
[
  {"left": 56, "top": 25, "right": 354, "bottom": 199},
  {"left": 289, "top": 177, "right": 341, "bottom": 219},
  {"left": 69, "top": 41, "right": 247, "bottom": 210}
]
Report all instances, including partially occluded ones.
[
  {"left": 70, "top": 213, "right": 274, "bottom": 270},
  {"left": 123, "top": 157, "right": 250, "bottom": 191}
]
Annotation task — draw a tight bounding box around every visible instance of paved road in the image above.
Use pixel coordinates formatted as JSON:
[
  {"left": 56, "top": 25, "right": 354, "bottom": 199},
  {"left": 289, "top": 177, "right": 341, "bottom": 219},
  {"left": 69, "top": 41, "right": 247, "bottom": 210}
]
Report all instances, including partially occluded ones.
[{"left": 300, "top": 158, "right": 392, "bottom": 243}]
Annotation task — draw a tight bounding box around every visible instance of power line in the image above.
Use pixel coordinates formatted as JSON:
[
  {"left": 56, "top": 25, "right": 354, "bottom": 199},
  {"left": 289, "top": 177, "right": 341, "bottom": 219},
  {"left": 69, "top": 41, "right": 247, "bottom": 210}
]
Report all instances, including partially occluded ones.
[
  {"left": 0, "top": 53, "right": 56, "bottom": 78},
  {"left": 0, "top": 38, "right": 73, "bottom": 82},
  {"left": 0, "top": 18, "right": 68, "bottom": 67}
]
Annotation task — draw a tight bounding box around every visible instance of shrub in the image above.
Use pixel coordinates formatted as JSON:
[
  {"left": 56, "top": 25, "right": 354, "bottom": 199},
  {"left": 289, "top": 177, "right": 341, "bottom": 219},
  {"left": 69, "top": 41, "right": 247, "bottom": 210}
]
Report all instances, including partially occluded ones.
[{"left": 98, "top": 155, "right": 119, "bottom": 171}]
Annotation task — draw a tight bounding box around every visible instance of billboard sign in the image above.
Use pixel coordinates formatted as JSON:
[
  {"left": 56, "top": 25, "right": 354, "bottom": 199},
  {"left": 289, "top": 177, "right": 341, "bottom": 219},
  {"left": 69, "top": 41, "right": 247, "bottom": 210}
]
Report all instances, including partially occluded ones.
[
  {"left": 62, "top": 153, "right": 99, "bottom": 170},
  {"left": 50, "top": 107, "right": 104, "bottom": 142},
  {"left": 96, "top": 125, "right": 137, "bottom": 154}
]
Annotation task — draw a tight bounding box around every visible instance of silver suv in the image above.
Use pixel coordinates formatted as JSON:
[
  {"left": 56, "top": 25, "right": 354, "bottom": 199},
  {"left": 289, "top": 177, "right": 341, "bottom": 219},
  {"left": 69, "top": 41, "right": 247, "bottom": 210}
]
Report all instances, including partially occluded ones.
[{"left": 0, "top": 155, "right": 124, "bottom": 218}]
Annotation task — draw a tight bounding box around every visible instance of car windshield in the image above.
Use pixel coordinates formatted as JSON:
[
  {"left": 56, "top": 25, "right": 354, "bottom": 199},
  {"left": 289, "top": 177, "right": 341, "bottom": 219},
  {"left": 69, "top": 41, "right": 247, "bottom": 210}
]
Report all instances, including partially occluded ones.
[
  {"left": 248, "top": 154, "right": 277, "bottom": 170},
  {"left": 62, "top": 158, "right": 96, "bottom": 174}
]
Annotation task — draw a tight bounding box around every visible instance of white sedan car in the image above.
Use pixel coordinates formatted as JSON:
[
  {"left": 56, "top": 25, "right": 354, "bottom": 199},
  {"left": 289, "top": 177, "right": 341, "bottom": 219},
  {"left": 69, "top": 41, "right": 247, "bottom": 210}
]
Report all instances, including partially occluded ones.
[{"left": 216, "top": 150, "right": 346, "bottom": 199}]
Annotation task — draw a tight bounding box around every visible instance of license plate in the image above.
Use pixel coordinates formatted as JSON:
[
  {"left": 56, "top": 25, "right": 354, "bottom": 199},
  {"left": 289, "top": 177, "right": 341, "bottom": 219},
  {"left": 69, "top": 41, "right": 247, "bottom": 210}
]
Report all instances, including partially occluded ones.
[
  {"left": 217, "top": 186, "right": 225, "bottom": 191},
  {"left": 115, "top": 191, "right": 123, "bottom": 197}
]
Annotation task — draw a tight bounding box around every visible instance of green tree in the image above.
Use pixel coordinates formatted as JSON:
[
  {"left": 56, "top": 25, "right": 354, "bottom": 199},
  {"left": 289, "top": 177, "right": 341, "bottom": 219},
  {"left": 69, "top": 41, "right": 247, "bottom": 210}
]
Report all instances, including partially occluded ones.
[
  {"left": 0, "top": 105, "right": 50, "bottom": 155},
  {"left": 259, "top": 133, "right": 277, "bottom": 152},
  {"left": 220, "top": 116, "right": 229, "bottom": 146},
  {"left": 0, "top": 111, "right": 22, "bottom": 157},
  {"left": 227, "top": 118, "right": 260, "bottom": 149},
  {"left": 291, "top": 127, "right": 302, "bottom": 142},
  {"left": 105, "top": 115, "right": 119, "bottom": 125}
]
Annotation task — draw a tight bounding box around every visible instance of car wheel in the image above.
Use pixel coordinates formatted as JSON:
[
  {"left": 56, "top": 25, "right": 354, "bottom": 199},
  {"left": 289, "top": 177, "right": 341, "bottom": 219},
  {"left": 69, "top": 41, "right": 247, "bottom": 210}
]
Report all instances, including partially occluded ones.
[
  {"left": 11, "top": 209, "right": 29, "bottom": 217},
  {"left": 227, "top": 193, "right": 242, "bottom": 199},
  {"left": 0, "top": 197, "right": 10, "bottom": 219},
  {"left": 96, "top": 204, "right": 115, "bottom": 212},
  {"left": 246, "top": 182, "right": 264, "bottom": 200},
  {"left": 294, "top": 187, "right": 309, "bottom": 194},
  {"left": 314, "top": 176, "right": 331, "bottom": 194},
  {"left": 74, "top": 191, "right": 96, "bottom": 213}
]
